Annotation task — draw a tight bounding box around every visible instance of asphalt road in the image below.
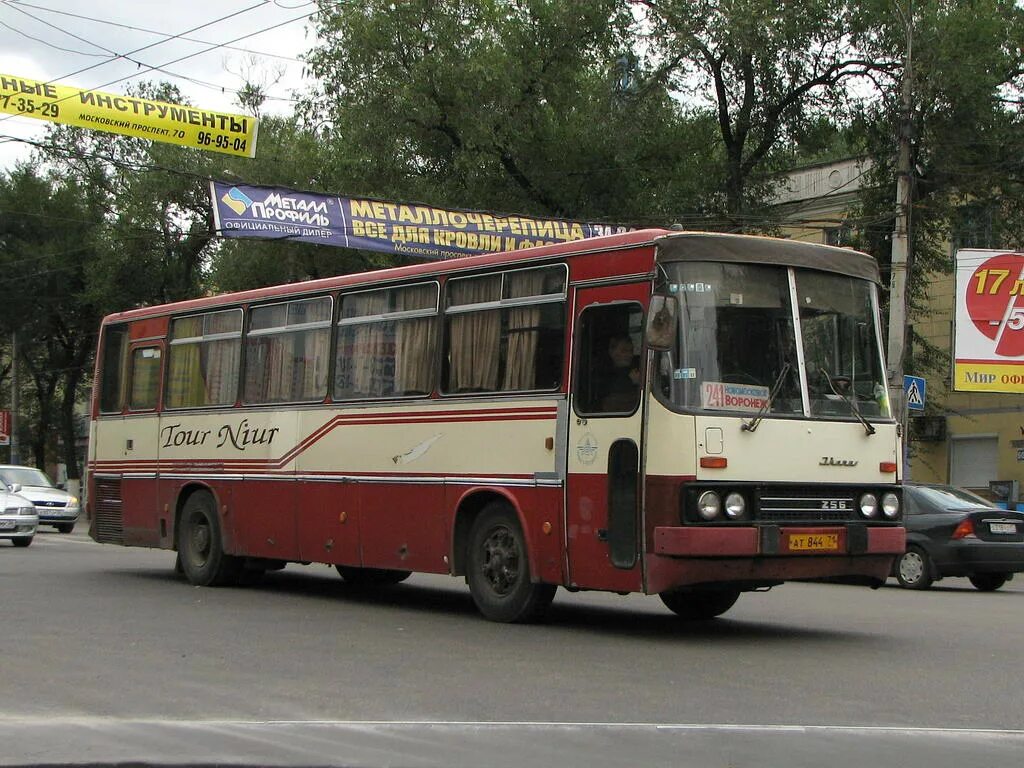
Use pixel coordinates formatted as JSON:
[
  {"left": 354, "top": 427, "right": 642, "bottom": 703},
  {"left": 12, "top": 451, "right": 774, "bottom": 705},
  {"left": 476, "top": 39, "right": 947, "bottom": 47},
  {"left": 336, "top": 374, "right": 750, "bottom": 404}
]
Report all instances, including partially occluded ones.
[{"left": 3, "top": 529, "right": 1023, "bottom": 767}]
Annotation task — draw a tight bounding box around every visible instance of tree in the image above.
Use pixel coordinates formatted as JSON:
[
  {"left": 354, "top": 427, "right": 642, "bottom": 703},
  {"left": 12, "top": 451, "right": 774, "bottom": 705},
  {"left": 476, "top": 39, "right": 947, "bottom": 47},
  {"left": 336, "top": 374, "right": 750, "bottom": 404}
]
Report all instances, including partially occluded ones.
[
  {"left": 1, "top": 82, "right": 222, "bottom": 478},
  {"left": 850, "top": 0, "right": 1024, "bottom": 378},
  {"left": 299, "top": 0, "right": 720, "bottom": 225},
  {"left": 636, "top": 0, "right": 884, "bottom": 225},
  {"left": 0, "top": 165, "right": 106, "bottom": 472}
]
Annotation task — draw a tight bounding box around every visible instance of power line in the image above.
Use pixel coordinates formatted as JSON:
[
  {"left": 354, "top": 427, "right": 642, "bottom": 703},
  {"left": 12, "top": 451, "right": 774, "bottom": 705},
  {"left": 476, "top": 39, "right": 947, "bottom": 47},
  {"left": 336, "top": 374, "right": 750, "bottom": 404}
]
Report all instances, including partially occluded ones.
[
  {"left": 0, "top": 17, "right": 108, "bottom": 58},
  {"left": 2, "top": 2, "right": 303, "bottom": 105},
  {"left": 8, "top": 0, "right": 307, "bottom": 63},
  {"left": 0, "top": 1, "right": 282, "bottom": 126}
]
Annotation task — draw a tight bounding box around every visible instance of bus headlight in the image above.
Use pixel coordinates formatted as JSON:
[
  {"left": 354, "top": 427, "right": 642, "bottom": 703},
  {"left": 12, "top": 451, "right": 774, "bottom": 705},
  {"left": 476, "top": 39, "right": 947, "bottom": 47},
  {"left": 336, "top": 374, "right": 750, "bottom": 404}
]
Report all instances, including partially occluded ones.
[
  {"left": 859, "top": 493, "right": 879, "bottom": 518},
  {"left": 697, "top": 491, "right": 721, "bottom": 520},
  {"left": 724, "top": 492, "right": 746, "bottom": 519},
  {"left": 881, "top": 492, "right": 900, "bottom": 519}
]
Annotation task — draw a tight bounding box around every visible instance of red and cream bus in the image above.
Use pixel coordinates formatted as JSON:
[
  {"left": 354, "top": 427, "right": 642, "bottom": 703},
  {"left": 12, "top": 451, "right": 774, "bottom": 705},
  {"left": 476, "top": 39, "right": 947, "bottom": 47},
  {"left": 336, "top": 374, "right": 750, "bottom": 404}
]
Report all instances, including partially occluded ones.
[{"left": 88, "top": 229, "right": 905, "bottom": 622}]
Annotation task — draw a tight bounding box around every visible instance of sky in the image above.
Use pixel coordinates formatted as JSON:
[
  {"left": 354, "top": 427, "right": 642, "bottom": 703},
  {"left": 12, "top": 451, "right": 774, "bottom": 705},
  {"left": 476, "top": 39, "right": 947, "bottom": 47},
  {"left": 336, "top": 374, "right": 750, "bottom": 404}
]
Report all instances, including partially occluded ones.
[{"left": 0, "top": 0, "right": 319, "bottom": 169}]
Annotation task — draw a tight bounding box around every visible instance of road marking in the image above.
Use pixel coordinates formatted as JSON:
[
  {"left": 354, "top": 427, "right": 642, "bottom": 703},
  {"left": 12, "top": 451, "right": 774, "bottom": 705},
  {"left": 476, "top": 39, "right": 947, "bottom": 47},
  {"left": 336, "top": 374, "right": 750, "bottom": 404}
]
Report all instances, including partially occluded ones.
[{"left": 0, "top": 717, "right": 1021, "bottom": 736}]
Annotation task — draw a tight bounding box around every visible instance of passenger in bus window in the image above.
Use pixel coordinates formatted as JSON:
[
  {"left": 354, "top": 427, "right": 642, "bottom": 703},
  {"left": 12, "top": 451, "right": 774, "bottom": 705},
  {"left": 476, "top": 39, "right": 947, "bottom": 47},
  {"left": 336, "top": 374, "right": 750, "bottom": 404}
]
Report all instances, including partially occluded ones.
[{"left": 599, "top": 334, "right": 640, "bottom": 411}]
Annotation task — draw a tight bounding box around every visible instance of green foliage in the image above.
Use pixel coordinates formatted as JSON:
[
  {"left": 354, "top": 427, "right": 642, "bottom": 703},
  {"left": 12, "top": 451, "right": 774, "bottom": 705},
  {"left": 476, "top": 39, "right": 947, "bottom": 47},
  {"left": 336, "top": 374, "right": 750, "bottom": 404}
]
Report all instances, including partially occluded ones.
[
  {"left": 849, "top": 0, "right": 1024, "bottom": 383},
  {"left": 638, "top": 0, "right": 875, "bottom": 224},
  {"left": 298, "top": 0, "right": 720, "bottom": 225}
]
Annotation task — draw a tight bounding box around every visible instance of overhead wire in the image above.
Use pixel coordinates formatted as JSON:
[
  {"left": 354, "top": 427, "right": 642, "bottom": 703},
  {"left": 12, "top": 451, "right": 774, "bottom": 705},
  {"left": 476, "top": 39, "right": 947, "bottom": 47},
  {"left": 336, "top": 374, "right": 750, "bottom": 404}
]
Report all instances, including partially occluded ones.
[
  {"left": 0, "top": 1, "right": 307, "bottom": 127},
  {"left": 7, "top": 0, "right": 306, "bottom": 63},
  {"left": 1, "top": 2, "right": 303, "bottom": 105}
]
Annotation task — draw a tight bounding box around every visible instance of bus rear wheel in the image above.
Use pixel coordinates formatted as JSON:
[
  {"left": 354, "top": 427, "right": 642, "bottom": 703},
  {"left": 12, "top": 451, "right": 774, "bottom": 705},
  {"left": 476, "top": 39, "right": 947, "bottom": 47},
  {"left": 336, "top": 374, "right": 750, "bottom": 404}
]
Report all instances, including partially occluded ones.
[
  {"left": 335, "top": 566, "right": 411, "bottom": 586},
  {"left": 466, "top": 503, "right": 556, "bottom": 623},
  {"left": 177, "top": 491, "right": 242, "bottom": 587},
  {"left": 659, "top": 589, "right": 740, "bottom": 620}
]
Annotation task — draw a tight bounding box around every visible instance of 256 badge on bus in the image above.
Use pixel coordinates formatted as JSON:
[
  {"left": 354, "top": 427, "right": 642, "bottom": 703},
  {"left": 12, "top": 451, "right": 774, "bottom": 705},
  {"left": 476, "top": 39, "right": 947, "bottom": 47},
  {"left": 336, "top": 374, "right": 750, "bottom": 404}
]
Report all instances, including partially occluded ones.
[{"left": 786, "top": 533, "right": 840, "bottom": 552}]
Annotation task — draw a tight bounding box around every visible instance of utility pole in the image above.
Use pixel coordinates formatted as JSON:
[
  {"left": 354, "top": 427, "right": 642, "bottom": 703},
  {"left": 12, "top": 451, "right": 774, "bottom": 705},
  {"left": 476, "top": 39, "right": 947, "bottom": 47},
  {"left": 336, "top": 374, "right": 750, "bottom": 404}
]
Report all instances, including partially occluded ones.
[
  {"left": 10, "top": 330, "right": 18, "bottom": 466},
  {"left": 887, "top": 1, "right": 914, "bottom": 478}
]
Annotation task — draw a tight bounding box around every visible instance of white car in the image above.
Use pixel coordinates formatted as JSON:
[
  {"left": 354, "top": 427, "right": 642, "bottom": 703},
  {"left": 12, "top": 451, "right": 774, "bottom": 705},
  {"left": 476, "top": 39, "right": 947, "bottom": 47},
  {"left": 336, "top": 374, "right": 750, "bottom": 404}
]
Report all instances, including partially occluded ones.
[
  {"left": 0, "top": 485, "right": 38, "bottom": 547},
  {"left": 0, "top": 466, "right": 80, "bottom": 534}
]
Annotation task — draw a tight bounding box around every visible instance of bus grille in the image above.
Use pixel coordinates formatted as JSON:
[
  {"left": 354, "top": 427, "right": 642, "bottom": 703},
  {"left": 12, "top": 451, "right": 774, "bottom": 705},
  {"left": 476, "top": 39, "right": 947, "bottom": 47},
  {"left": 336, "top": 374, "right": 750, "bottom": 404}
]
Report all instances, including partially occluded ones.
[
  {"left": 757, "top": 488, "right": 856, "bottom": 523},
  {"left": 93, "top": 478, "right": 124, "bottom": 544}
]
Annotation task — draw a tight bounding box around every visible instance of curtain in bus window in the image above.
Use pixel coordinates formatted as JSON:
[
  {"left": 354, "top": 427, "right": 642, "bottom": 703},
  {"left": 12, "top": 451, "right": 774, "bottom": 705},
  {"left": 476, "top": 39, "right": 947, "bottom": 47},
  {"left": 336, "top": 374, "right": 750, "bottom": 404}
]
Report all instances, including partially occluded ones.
[
  {"left": 167, "top": 316, "right": 204, "bottom": 408},
  {"left": 204, "top": 338, "right": 240, "bottom": 405},
  {"left": 350, "top": 291, "right": 389, "bottom": 396},
  {"left": 502, "top": 270, "right": 544, "bottom": 390},
  {"left": 394, "top": 284, "right": 435, "bottom": 395},
  {"left": 448, "top": 276, "right": 501, "bottom": 392},
  {"left": 129, "top": 349, "right": 160, "bottom": 410},
  {"left": 298, "top": 327, "right": 330, "bottom": 399}
]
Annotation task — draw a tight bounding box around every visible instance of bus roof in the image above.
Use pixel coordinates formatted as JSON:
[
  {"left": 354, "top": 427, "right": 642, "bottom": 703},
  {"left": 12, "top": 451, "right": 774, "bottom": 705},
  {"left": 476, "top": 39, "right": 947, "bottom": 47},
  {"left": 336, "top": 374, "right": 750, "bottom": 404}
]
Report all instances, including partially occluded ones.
[
  {"left": 100, "top": 228, "right": 669, "bottom": 325},
  {"left": 100, "top": 228, "right": 881, "bottom": 325},
  {"left": 655, "top": 231, "right": 881, "bottom": 284}
]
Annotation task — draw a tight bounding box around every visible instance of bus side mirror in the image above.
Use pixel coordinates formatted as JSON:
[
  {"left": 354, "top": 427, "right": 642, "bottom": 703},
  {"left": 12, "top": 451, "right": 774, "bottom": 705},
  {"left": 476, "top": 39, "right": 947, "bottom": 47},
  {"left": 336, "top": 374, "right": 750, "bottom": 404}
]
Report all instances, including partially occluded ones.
[{"left": 646, "top": 295, "right": 678, "bottom": 351}]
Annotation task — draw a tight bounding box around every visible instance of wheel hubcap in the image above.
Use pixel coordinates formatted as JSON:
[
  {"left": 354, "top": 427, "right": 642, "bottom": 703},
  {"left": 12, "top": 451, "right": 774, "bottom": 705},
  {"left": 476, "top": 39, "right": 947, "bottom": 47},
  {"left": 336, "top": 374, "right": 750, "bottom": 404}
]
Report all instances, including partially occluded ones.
[
  {"left": 481, "top": 526, "right": 520, "bottom": 596},
  {"left": 189, "top": 516, "right": 211, "bottom": 566},
  {"left": 899, "top": 552, "right": 923, "bottom": 583}
]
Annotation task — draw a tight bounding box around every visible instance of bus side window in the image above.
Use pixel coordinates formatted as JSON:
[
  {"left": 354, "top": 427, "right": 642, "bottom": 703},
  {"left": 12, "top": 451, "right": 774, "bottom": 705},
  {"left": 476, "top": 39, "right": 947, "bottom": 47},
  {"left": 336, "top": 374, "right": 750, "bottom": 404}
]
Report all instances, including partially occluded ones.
[
  {"left": 99, "top": 325, "right": 130, "bottom": 414},
  {"left": 443, "top": 266, "right": 566, "bottom": 394},
  {"left": 575, "top": 304, "right": 644, "bottom": 415},
  {"left": 335, "top": 283, "right": 438, "bottom": 399},
  {"left": 128, "top": 347, "right": 162, "bottom": 411}
]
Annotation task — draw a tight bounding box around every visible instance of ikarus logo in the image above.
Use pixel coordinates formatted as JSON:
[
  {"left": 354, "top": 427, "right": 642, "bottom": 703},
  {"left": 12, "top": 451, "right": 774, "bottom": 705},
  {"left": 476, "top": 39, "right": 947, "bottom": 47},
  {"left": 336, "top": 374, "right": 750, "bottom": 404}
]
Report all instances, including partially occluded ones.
[{"left": 221, "top": 187, "right": 253, "bottom": 215}]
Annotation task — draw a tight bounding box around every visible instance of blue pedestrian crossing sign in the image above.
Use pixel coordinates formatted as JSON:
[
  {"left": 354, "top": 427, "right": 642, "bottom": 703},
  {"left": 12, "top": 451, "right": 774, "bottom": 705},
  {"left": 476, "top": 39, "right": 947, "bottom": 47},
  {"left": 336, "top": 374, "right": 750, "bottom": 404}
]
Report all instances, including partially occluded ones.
[{"left": 904, "top": 375, "right": 926, "bottom": 411}]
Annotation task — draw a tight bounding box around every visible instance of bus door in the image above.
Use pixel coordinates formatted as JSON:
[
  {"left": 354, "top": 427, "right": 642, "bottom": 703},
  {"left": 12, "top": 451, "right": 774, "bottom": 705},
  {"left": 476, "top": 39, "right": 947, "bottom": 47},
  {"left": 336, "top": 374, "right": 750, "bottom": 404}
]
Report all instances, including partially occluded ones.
[
  {"left": 566, "top": 285, "right": 647, "bottom": 592},
  {"left": 121, "top": 340, "right": 164, "bottom": 546}
]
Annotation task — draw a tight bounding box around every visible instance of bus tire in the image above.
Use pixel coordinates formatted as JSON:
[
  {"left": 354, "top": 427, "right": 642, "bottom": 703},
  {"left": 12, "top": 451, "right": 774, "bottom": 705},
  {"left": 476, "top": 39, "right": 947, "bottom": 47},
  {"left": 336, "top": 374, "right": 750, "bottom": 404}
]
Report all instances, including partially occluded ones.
[
  {"left": 177, "top": 491, "right": 242, "bottom": 587},
  {"left": 659, "top": 589, "right": 740, "bottom": 620},
  {"left": 335, "top": 566, "right": 411, "bottom": 586},
  {"left": 466, "top": 502, "right": 556, "bottom": 623}
]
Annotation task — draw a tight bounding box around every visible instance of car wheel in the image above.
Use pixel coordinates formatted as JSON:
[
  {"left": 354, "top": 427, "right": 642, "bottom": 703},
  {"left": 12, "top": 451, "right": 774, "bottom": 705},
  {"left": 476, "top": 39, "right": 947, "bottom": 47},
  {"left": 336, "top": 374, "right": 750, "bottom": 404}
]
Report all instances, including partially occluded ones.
[
  {"left": 969, "top": 573, "right": 1008, "bottom": 592},
  {"left": 335, "top": 566, "right": 412, "bottom": 586},
  {"left": 55, "top": 523, "right": 74, "bottom": 534},
  {"left": 12, "top": 536, "right": 32, "bottom": 548},
  {"left": 176, "top": 491, "right": 242, "bottom": 587},
  {"left": 466, "top": 502, "right": 556, "bottom": 623},
  {"left": 895, "top": 546, "right": 933, "bottom": 589},
  {"left": 659, "top": 589, "right": 740, "bottom": 620}
]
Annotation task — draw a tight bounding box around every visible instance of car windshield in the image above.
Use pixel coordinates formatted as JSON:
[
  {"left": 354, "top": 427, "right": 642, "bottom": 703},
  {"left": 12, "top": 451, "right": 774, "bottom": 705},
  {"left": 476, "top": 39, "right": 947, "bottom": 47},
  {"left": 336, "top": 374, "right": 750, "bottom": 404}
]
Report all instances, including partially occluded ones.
[
  {"left": 0, "top": 467, "right": 54, "bottom": 488},
  {"left": 653, "top": 261, "right": 891, "bottom": 421},
  {"left": 910, "top": 485, "right": 997, "bottom": 510}
]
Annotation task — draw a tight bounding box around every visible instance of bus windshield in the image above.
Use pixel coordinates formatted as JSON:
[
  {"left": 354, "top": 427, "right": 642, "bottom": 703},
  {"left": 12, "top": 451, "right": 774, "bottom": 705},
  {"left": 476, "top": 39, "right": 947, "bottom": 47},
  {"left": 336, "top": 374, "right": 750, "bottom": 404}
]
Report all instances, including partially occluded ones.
[{"left": 655, "top": 261, "right": 891, "bottom": 421}]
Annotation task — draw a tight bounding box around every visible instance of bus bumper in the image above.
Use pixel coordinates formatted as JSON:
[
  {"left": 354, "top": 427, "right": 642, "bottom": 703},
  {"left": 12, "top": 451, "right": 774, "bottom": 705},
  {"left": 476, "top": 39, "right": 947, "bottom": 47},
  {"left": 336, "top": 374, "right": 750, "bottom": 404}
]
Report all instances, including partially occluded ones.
[{"left": 645, "top": 525, "right": 905, "bottom": 595}]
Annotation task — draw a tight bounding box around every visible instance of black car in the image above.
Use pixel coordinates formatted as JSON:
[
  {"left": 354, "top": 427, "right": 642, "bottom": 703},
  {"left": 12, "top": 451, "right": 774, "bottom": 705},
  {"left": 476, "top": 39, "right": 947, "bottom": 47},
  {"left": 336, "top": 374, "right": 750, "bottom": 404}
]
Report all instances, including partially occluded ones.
[{"left": 895, "top": 483, "right": 1024, "bottom": 590}]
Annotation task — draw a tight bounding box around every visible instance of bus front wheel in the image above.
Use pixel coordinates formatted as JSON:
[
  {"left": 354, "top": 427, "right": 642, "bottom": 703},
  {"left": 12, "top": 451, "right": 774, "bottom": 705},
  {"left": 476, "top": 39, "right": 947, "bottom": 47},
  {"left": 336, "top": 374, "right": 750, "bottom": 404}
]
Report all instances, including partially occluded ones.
[
  {"left": 659, "top": 589, "right": 740, "bottom": 620},
  {"left": 177, "top": 492, "right": 242, "bottom": 587},
  {"left": 466, "top": 503, "right": 556, "bottom": 623}
]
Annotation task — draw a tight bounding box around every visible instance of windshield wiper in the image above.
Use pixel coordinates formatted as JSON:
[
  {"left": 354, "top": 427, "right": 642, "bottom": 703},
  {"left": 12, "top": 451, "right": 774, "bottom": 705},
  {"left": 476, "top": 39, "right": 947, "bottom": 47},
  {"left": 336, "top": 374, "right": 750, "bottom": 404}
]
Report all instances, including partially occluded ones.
[
  {"left": 742, "top": 362, "right": 791, "bottom": 433},
  {"left": 821, "top": 367, "right": 875, "bottom": 436}
]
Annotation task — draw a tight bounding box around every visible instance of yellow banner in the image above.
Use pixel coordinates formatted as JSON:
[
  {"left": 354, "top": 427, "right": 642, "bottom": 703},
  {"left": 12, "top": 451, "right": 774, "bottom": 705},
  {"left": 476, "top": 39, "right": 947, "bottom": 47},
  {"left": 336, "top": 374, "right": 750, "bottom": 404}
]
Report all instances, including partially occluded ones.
[
  {"left": 0, "top": 73, "right": 258, "bottom": 158},
  {"left": 954, "top": 361, "right": 1024, "bottom": 392}
]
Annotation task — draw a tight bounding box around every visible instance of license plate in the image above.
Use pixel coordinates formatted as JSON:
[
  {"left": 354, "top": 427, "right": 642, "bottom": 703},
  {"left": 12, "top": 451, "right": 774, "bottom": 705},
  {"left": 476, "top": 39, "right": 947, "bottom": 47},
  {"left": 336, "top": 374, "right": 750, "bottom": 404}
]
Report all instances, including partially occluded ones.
[
  {"left": 0, "top": 520, "right": 15, "bottom": 530},
  {"left": 788, "top": 533, "right": 840, "bottom": 551},
  {"left": 990, "top": 522, "right": 1018, "bottom": 535}
]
